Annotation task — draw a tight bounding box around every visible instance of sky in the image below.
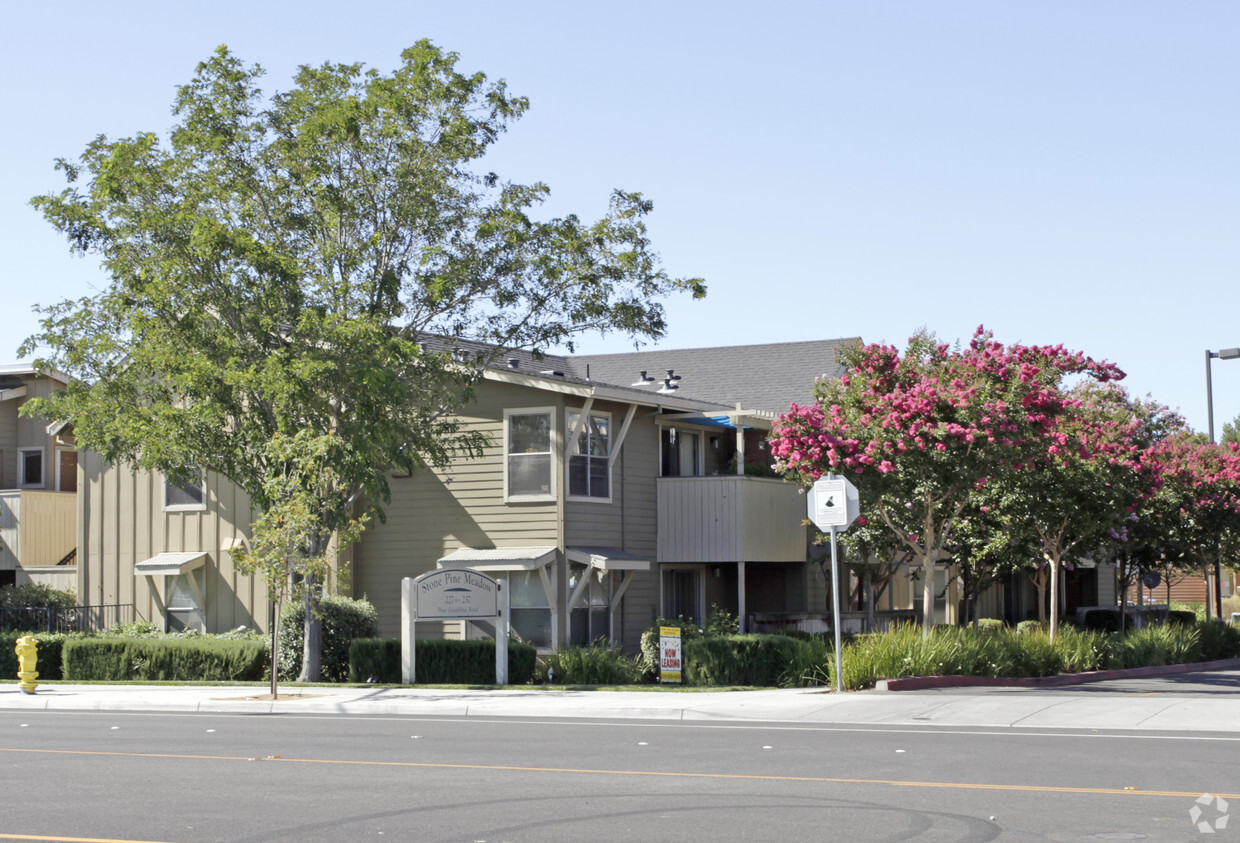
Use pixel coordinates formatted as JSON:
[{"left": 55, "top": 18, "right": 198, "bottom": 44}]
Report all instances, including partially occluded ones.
[{"left": 3, "top": 1, "right": 1237, "bottom": 433}]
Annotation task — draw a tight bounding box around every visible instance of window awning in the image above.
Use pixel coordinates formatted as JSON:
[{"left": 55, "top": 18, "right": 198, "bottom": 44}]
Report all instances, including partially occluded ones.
[
  {"left": 134, "top": 551, "right": 209, "bottom": 577},
  {"left": 436, "top": 546, "right": 557, "bottom": 572},
  {"left": 567, "top": 547, "right": 651, "bottom": 572}
]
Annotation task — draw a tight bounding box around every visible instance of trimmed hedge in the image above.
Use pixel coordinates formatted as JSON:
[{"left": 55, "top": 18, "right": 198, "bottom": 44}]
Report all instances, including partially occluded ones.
[
  {"left": 683, "top": 634, "right": 820, "bottom": 687},
  {"left": 0, "top": 632, "right": 73, "bottom": 680},
  {"left": 349, "top": 638, "right": 536, "bottom": 685},
  {"left": 279, "top": 594, "right": 380, "bottom": 682},
  {"left": 63, "top": 638, "right": 267, "bottom": 681}
]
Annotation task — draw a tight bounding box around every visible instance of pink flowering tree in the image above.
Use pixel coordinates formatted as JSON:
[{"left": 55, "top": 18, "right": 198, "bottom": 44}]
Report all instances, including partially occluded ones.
[
  {"left": 987, "top": 383, "right": 1180, "bottom": 638},
  {"left": 770, "top": 328, "right": 1123, "bottom": 634},
  {"left": 1136, "top": 436, "right": 1240, "bottom": 620}
]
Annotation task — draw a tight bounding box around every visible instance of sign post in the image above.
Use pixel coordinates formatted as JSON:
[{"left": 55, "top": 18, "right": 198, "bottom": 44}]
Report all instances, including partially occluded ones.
[
  {"left": 403, "top": 568, "right": 506, "bottom": 684},
  {"left": 808, "top": 474, "right": 860, "bottom": 693}
]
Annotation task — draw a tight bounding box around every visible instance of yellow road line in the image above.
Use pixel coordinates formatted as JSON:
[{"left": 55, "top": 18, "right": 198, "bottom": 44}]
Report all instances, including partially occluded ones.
[
  {"left": 2, "top": 747, "right": 1235, "bottom": 801},
  {"left": 0, "top": 834, "right": 176, "bottom": 843}
]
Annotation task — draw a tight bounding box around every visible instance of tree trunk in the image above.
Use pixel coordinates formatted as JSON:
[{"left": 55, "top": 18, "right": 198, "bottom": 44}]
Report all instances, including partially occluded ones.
[
  {"left": 864, "top": 575, "right": 875, "bottom": 633},
  {"left": 921, "top": 555, "right": 935, "bottom": 635},
  {"left": 297, "top": 570, "right": 323, "bottom": 683},
  {"left": 1048, "top": 554, "right": 1060, "bottom": 643}
]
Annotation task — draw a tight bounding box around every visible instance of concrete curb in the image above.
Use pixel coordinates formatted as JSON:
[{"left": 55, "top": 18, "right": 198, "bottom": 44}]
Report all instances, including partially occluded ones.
[{"left": 875, "top": 657, "right": 1240, "bottom": 691}]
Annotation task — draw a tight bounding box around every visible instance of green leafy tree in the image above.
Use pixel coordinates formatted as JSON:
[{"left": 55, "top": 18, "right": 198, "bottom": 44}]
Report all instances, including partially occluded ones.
[{"left": 22, "top": 42, "right": 704, "bottom": 682}]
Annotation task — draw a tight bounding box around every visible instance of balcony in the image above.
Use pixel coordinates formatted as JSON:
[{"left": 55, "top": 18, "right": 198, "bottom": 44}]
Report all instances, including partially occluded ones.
[
  {"left": 656, "top": 476, "right": 807, "bottom": 563},
  {"left": 0, "top": 490, "right": 76, "bottom": 568}
]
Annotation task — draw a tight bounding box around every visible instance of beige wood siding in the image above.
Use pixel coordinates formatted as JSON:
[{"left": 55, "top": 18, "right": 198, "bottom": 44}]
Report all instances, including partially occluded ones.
[
  {"left": 563, "top": 404, "right": 661, "bottom": 650},
  {"left": 354, "top": 381, "right": 563, "bottom": 638},
  {"left": 79, "top": 452, "right": 262, "bottom": 632}
]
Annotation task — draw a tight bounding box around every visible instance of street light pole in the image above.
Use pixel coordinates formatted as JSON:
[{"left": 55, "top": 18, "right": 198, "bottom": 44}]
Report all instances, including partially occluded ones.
[{"left": 1204, "top": 347, "right": 1239, "bottom": 621}]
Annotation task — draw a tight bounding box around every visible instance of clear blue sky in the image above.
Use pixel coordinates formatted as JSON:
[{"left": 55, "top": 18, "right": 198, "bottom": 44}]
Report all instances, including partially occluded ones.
[{"left": 3, "top": 1, "right": 1237, "bottom": 432}]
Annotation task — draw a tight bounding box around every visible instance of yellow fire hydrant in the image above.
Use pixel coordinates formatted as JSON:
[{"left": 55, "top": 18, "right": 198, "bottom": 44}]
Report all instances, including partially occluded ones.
[{"left": 15, "top": 636, "right": 38, "bottom": 695}]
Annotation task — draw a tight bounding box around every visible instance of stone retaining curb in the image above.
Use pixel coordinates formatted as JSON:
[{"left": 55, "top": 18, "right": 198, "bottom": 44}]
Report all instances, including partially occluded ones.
[{"left": 875, "top": 656, "right": 1240, "bottom": 691}]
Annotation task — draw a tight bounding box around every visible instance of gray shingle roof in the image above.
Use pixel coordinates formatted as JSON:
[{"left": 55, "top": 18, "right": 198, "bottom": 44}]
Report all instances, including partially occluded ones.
[
  {"left": 420, "top": 334, "right": 859, "bottom": 416},
  {"left": 568, "top": 338, "right": 859, "bottom": 415}
]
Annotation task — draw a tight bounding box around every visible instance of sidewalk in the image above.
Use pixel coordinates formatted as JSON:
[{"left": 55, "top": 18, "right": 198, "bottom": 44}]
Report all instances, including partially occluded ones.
[{"left": 2, "top": 665, "right": 1238, "bottom": 732}]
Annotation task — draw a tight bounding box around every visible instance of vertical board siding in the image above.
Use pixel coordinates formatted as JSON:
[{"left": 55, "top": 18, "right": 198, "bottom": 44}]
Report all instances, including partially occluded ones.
[
  {"left": 657, "top": 476, "right": 806, "bottom": 563},
  {"left": 0, "top": 491, "right": 18, "bottom": 568},
  {"left": 15, "top": 491, "right": 74, "bottom": 565},
  {"left": 82, "top": 450, "right": 262, "bottom": 633}
]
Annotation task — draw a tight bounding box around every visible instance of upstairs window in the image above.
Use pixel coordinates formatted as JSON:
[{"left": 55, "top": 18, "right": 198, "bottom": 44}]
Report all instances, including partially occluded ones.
[
  {"left": 506, "top": 409, "right": 554, "bottom": 501},
  {"left": 567, "top": 411, "right": 610, "bottom": 500},
  {"left": 164, "top": 470, "right": 206, "bottom": 511},
  {"left": 18, "top": 448, "right": 44, "bottom": 488}
]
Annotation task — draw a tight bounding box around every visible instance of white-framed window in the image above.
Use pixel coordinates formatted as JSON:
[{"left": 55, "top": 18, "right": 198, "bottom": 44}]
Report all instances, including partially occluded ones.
[
  {"left": 567, "top": 410, "right": 611, "bottom": 501},
  {"left": 18, "top": 447, "right": 45, "bottom": 489},
  {"left": 163, "top": 469, "right": 207, "bottom": 512},
  {"left": 660, "top": 426, "right": 701, "bottom": 477},
  {"left": 505, "top": 408, "right": 555, "bottom": 501}
]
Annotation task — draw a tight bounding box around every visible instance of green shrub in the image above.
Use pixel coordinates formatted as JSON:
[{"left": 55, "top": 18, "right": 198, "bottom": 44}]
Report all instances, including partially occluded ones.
[
  {"left": 704, "top": 604, "right": 739, "bottom": 636},
  {"left": 278, "top": 594, "right": 379, "bottom": 682},
  {"left": 348, "top": 638, "right": 536, "bottom": 685},
  {"left": 683, "top": 634, "right": 818, "bottom": 687},
  {"left": 1120, "top": 624, "right": 1198, "bottom": 668},
  {"left": 1052, "top": 626, "right": 1119, "bottom": 673},
  {"left": 974, "top": 618, "right": 1006, "bottom": 633},
  {"left": 0, "top": 583, "right": 77, "bottom": 609},
  {"left": 0, "top": 631, "right": 75, "bottom": 680},
  {"left": 63, "top": 638, "right": 266, "bottom": 681},
  {"left": 1166, "top": 610, "right": 1198, "bottom": 626},
  {"left": 542, "top": 644, "right": 641, "bottom": 685},
  {"left": 1016, "top": 620, "right": 1045, "bottom": 635},
  {"left": 1196, "top": 620, "right": 1240, "bottom": 660}
]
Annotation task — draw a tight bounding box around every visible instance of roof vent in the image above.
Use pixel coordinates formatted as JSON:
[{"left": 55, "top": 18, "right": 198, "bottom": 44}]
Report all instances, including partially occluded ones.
[
  {"left": 540, "top": 369, "right": 565, "bottom": 378},
  {"left": 632, "top": 370, "right": 656, "bottom": 387},
  {"left": 657, "top": 377, "right": 680, "bottom": 394},
  {"left": 507, "top": 358, "right": 520, "bottom": 369}
]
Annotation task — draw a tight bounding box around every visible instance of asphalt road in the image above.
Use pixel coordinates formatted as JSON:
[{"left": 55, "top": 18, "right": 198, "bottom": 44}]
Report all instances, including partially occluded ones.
[{"left": 0, "top": 709, "right": 1235, "bottom": 842}]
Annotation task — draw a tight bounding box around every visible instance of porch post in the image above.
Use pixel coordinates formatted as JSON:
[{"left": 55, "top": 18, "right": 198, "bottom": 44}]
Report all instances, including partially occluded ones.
[{"left": 737, "top": 560, "right": 747, "bottom": 633}]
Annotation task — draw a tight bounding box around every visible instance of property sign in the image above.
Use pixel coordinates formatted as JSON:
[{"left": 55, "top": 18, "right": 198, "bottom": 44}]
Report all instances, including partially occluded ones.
[
  {"left": 659, "top": 626, "right": 682, "bottom": 684},
  {"left": 403, "top": 569, "right": 509, "bottom": 685},
  {"left": 808, "top": 476, "right": 860, "bottom": 531},
  {"left": 414, "top": 568, "right": 500, "bottom": 620}
]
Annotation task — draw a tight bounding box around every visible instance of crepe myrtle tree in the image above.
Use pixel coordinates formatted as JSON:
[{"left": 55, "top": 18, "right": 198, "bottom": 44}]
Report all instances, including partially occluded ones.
[
  {"left": 988, "top": 384, "right": 1181, "bottom": 640},
  {"left": 21, "top": 42, "right": 704, "bottom": 681},
  {"left": 771, "top": 328, "right": 1123, "bottom": 635},
  {"left": 1136, "top": 436, "right": 1240, "bottom": 622}
]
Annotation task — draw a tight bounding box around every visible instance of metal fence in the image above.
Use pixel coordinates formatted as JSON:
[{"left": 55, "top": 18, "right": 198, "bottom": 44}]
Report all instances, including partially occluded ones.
[{"left": 0, "top": 604, "right": 133, "bottom": 634}]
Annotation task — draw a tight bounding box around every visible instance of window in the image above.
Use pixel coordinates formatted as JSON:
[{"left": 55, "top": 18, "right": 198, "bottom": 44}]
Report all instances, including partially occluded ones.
[
  {"left": 164, "top": 470, "right": 206, "bottom": 511},
  {"left": 660, "top": 427, "right": 700, "bottom": 477},
  {"left": 505, "top": 409, "right": 554, "bottom": 500},
  {"left": 567, "top": 411, "right": 610, "bottom": 499},
  {"left": 508, "top": 570, "right": 552, "bottom": 647},
  {"left": 569, "top": 569, "right": 610, "bottom": 645},
  {"left": 18, "top": 448, "right": 44, "bottom": 488}
]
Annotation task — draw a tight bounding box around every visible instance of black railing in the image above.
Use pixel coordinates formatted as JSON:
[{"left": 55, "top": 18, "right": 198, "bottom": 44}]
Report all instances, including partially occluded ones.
[{"left": 0, "top": 604, "right": 133, "bottom": 634}]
